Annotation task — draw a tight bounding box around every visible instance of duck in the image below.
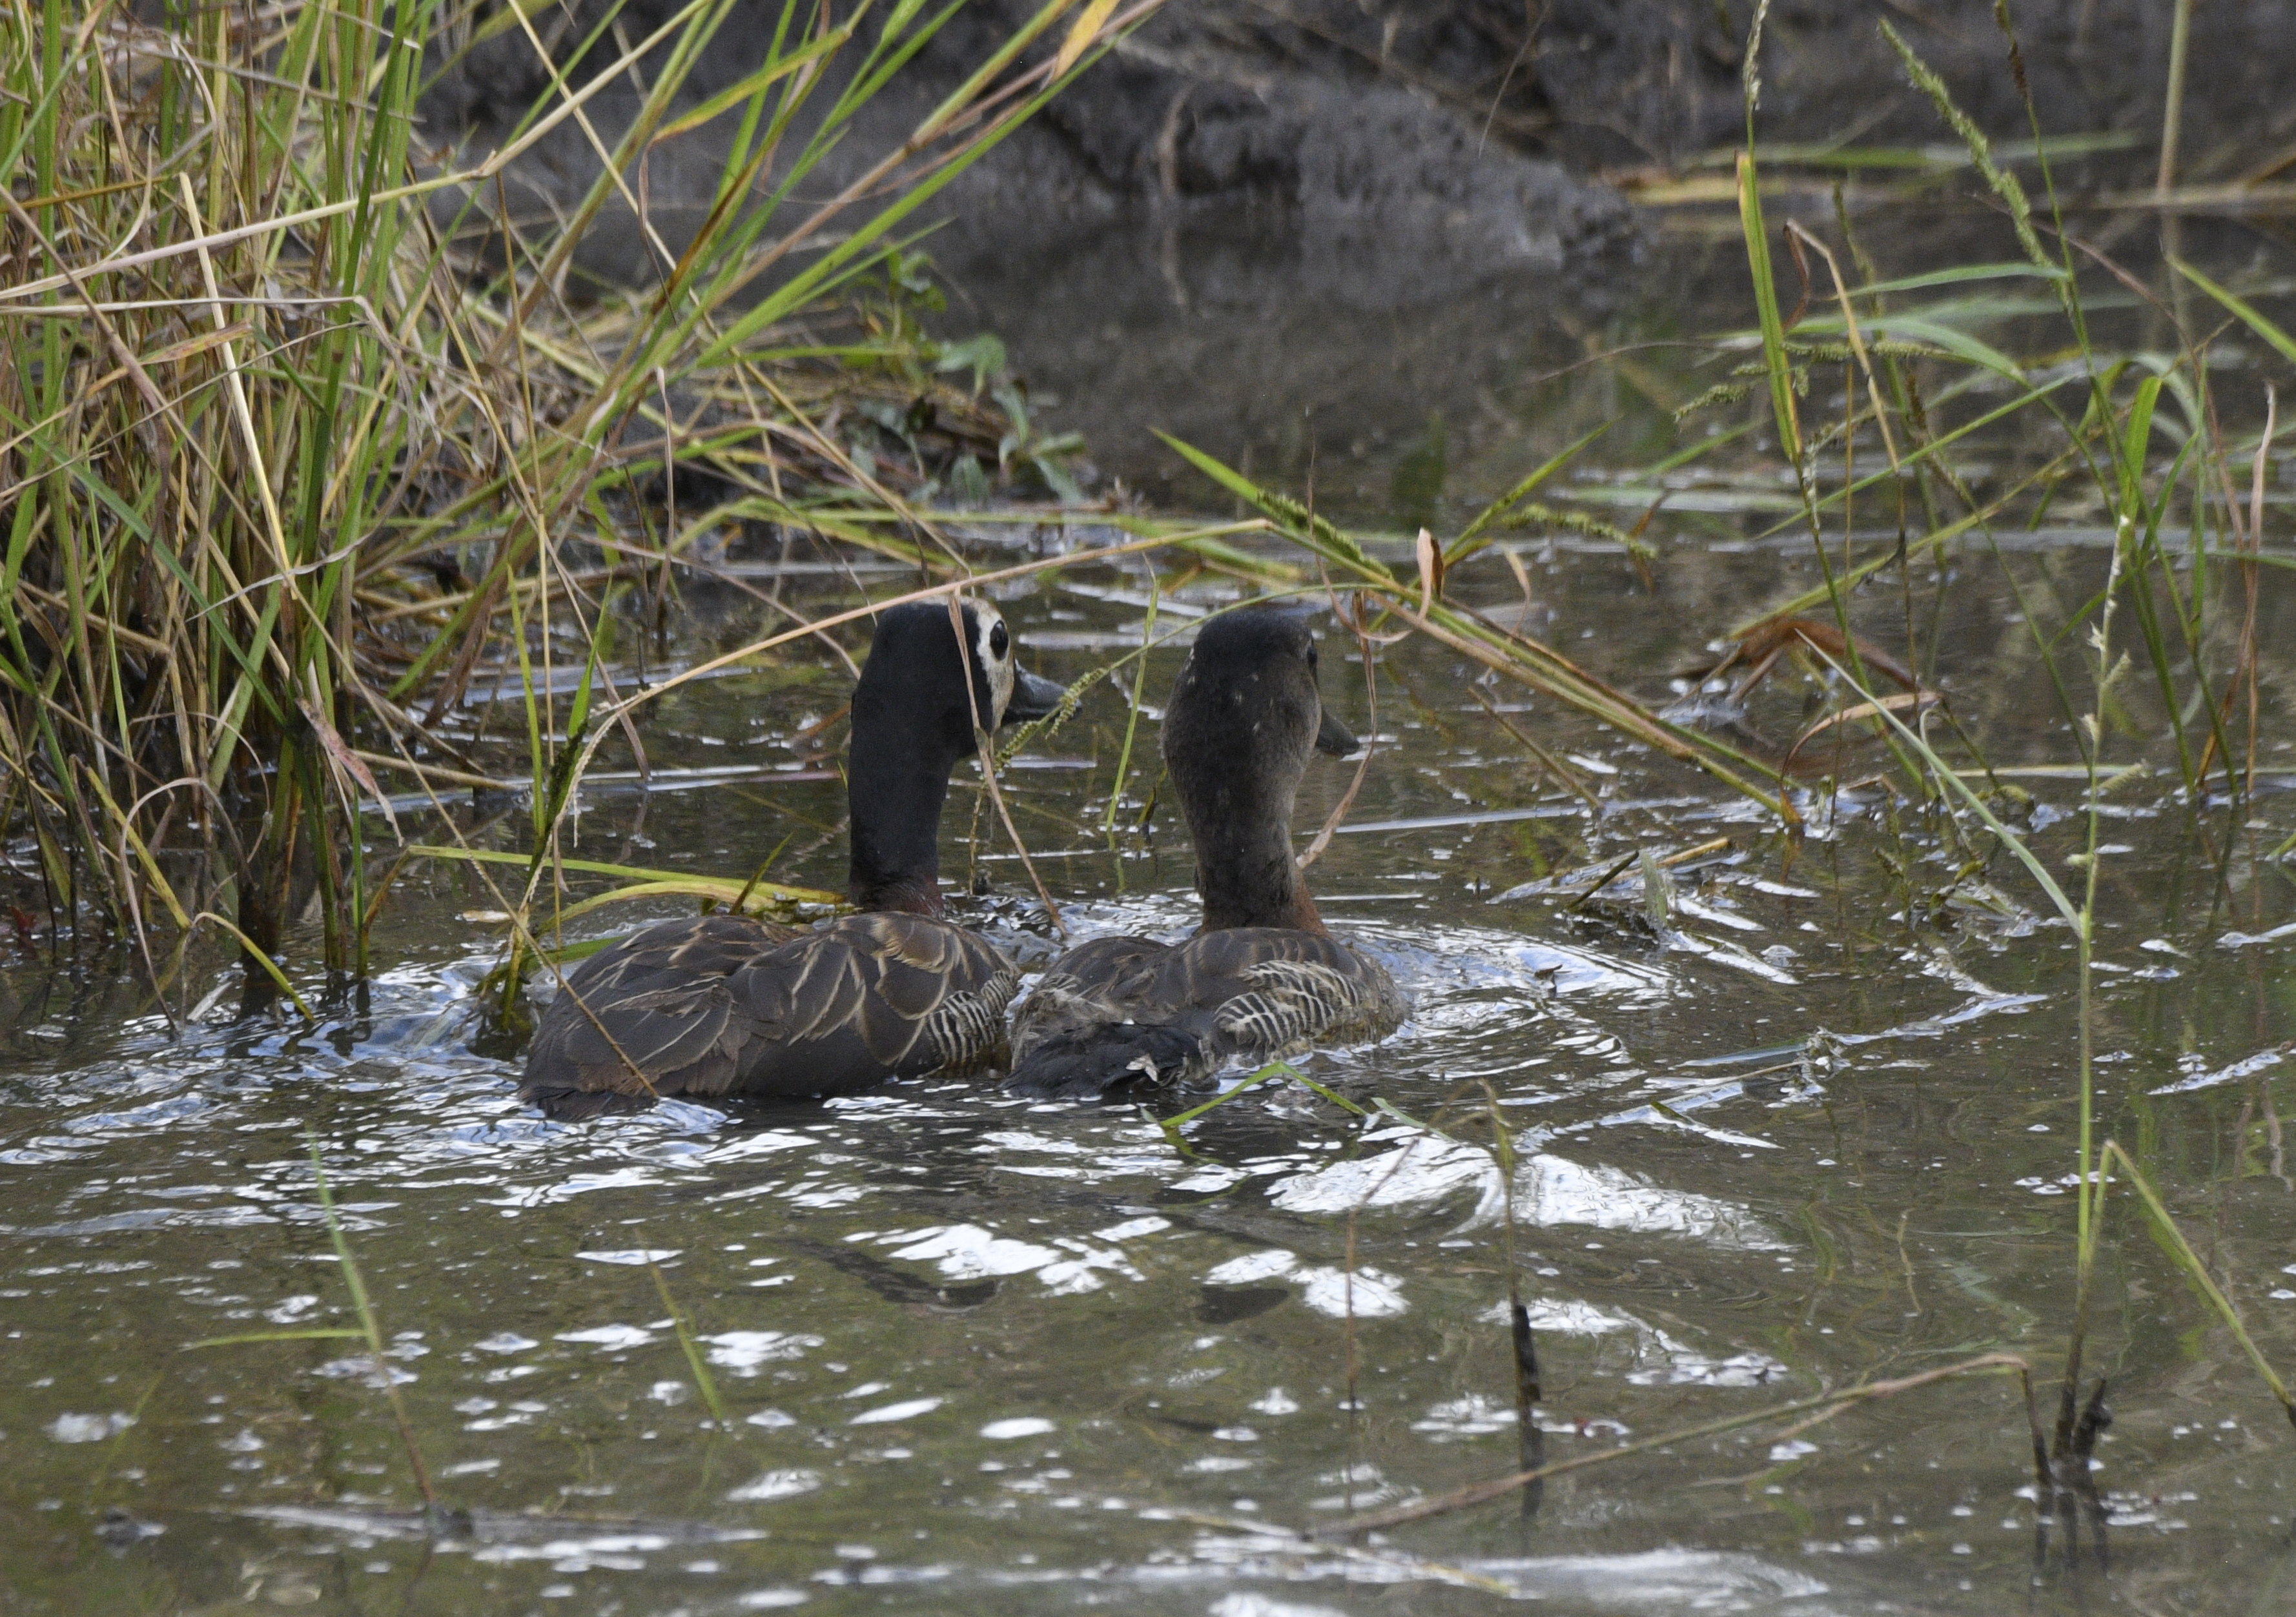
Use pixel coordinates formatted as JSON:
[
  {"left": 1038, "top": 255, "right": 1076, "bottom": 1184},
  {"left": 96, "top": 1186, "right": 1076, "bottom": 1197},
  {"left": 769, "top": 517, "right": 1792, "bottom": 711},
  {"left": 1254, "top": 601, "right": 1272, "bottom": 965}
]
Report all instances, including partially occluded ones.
[
  {"left": 520, "top": 598, "right": 1066, "bottom": 1118},
  {"left": 1004, "top": 603, "right": 1404, "bottom": 1101}
]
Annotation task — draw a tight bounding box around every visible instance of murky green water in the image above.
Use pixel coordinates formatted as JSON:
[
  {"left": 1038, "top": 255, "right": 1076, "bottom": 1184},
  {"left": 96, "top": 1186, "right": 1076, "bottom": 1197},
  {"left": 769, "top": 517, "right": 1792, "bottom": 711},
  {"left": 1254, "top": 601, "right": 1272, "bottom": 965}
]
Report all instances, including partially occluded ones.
[{"left": 9, "top": 229, "right": 2296, "bottom": 1614}]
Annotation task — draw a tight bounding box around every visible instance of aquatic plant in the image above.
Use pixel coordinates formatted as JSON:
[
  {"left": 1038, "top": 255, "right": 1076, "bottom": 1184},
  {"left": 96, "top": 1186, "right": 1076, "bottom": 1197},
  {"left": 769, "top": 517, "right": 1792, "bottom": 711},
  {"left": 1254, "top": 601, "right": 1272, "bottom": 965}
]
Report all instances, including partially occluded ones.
[
  {"left": 1227, "top": 0, "right": 2296, "bottom": 1546},
  {"left": 0, "top": 0, "right": 1159, "bottom": 1009}
]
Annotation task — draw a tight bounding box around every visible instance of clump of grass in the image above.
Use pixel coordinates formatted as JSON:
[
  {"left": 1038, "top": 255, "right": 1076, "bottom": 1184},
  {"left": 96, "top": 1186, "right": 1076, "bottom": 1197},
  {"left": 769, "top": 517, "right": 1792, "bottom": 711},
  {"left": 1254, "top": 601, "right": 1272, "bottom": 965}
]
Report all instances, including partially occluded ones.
[
  {"left": 1734, "top": 0, "right": 2296, "bottom": 1496},
  {"left": 0, "top": 0, "right": 1162, "bottom": 1012}
]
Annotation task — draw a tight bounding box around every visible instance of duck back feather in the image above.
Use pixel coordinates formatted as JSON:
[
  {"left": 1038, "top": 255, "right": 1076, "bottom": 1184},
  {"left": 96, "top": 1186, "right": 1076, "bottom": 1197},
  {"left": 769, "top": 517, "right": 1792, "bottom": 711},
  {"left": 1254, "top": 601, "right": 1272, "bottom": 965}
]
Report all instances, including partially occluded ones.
[
  {"left": 524, "top": 911, "right": 1023, "bottom": 1114},
  {"left": 520, "top": 598, "right": 1063, "bottom": 1117}
]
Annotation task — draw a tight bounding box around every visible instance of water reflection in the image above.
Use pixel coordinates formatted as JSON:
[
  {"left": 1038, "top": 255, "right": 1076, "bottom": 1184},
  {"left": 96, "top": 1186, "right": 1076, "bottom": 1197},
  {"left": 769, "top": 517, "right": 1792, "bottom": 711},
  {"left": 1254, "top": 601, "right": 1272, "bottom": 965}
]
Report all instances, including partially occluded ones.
[{"left": 9, "top": 413, "right": 2296, "bottom": 1613}]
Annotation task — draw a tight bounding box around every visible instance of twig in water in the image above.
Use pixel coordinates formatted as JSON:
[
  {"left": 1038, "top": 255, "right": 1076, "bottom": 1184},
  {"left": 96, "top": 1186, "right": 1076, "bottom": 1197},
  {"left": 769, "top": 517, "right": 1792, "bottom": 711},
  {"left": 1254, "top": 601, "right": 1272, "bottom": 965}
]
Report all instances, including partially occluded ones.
[
  {"left": 1316, "top": 1353, "right": 2030, "bottom": 1538},
  {"left": 1564, "top": 853, "right": 1640, "bottom": 913},
  {"left": 1466, "top": 682, "right": 1599, "bottom": 813},
  {"left": 1479, "top": 1081, "right": 1544, "bottom": 1521},
  {"left": 1561, "top": 838, "right": 1733, "bottom": 913}
]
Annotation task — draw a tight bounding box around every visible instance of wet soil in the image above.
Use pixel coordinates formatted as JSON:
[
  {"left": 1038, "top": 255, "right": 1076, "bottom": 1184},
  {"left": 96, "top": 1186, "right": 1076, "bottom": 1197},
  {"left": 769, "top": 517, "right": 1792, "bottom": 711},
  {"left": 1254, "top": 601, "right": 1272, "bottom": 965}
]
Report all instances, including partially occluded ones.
[{"left": 427, "top": 0, "right": 2296, "bottom": 298}]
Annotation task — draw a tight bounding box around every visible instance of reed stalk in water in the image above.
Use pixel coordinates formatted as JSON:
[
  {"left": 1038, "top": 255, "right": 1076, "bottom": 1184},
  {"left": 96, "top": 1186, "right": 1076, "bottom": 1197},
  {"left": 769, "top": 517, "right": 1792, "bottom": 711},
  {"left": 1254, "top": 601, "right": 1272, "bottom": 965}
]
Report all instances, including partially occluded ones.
[
  {"left": 1736, "top": 1, "right": 2296, "bottom": 1485},
  {"left": 0, "top": 0, "right": 1162, "bottom": 1010}
]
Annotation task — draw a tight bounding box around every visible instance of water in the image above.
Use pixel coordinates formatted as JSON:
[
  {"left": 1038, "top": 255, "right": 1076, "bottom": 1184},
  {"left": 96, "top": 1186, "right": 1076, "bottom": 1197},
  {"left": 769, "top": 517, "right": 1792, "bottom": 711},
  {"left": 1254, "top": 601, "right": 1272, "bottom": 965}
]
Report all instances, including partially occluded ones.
[{"left": 8, "top": 225, "right": 2296, "bottom": 1614}]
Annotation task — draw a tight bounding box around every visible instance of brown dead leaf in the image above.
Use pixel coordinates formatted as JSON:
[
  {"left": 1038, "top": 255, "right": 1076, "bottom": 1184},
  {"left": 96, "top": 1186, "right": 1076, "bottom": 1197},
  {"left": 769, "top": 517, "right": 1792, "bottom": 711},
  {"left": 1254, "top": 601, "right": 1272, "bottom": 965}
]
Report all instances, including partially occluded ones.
[
  {"left": 1783, "top": 689, "right": 1939, "bottom": 773},
  {"left": 1415, "top": 526, "right": 1446, "bottom": 618},
  {"left": 1694, "top": 615, "right": 1916, "bottom": 700},
  {"left": 302, "top": 698, "right": 398, "bottom": 842}
]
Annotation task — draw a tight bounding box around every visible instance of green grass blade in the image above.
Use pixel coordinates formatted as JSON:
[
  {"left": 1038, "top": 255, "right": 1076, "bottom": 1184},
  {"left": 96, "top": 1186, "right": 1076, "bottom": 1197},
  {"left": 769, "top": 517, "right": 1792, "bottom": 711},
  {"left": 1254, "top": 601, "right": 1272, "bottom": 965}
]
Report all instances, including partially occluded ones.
[
  {"left": 1154, "top": 431, "right": 1386, "bottom": 576},
  {"left": 648, "top": 1259, "right": 731, "bottom": 1429},
  {"left": 1807, "top": 647, "right": 2080, "bottom": 927},
  {"left": 183, "top": 1329, "right": 367, "bottom": 1349},
  {"left": 1453, "top": 419, "right": 1616, "bottom": 552},
  {"left": 2170, "top": 259, "right": 2296, "bottom": 367},
  {"left": 2100, "top": 1141, "right": 2296, "bottom": 1427},
  {"left": 307, "top": 1135, "right": 439, "bottom": 1507},
  {"left": 407, "top": 844, "right": 843, "bottom": 908},
  {"left": 1736, "top": 152, "right": 1803, "bottom": 467}
]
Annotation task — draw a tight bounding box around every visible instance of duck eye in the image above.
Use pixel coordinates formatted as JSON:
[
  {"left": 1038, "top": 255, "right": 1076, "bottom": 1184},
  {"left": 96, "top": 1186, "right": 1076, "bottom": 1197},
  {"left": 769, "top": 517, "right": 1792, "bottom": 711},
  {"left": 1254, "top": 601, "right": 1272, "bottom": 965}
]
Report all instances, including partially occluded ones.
[
  {"left": 989, "top": 622, "right": 1009, "bottom": 660},
  {"left": 1306, "top": 642, "right": 1318, "bottom": 667}
]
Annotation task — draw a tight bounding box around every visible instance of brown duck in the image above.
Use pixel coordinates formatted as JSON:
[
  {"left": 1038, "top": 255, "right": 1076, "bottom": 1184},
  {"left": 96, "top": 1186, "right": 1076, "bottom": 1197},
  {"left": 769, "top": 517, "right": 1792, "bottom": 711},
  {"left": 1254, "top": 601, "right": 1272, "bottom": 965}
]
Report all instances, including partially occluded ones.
[
  {"left": 521, "top": 599, "right": 1065, "bottom": 1118},
  {"left": 1005, "top": 604, "right": 1404, "bottom": 1100}
]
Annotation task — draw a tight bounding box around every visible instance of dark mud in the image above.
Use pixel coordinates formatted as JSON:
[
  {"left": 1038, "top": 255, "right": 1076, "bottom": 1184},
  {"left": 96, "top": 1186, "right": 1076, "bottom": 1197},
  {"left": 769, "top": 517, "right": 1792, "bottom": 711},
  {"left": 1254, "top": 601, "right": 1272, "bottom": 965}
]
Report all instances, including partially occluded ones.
[
  {"left": 425, "top": 0, "right": 2296, "bottom": 290},
  {"left": 418, "top": 0, "right": 2296, "bottom": 511}
]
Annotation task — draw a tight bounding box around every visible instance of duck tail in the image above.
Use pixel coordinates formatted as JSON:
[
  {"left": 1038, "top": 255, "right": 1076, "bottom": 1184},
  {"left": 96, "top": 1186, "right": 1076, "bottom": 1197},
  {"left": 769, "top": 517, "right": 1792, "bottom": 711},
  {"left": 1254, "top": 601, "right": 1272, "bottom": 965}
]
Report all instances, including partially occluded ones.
[{"left": 1002, "top": 1022, "right": 1211, "bottom": 1101}]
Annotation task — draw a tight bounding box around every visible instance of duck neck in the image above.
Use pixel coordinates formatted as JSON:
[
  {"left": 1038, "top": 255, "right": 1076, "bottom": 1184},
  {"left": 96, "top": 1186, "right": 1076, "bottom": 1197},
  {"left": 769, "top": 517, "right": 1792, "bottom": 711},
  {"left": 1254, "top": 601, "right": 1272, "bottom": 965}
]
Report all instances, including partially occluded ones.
[
  {"left": 1189, "top": 810, "right": 1328, "bottom": 935},
  {"left": 845, "top": 711, "right": 960, "bottom": 917}
]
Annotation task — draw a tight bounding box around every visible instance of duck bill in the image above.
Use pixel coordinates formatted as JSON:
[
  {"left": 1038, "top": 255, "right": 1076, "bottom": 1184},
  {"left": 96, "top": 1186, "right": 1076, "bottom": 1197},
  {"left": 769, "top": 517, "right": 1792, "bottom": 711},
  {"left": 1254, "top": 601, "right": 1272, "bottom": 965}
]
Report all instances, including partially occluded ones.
[
  {"left": 1002, "top": 667, "right": 1067, "bottom": 727},
  {"left": 1315, "top": 705, "right": 1359, "bottom": 757}
]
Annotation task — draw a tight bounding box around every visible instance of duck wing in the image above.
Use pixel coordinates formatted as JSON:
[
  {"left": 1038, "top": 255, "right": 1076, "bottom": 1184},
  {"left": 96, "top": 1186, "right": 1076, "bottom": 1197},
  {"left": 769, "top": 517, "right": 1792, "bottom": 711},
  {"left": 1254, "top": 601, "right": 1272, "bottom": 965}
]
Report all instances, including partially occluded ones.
[
  {"left": 523, "top": 913, "right": 801, "bottom": 1114},
  {"left": 521, "top": 912, "right": 1020, "bottom": 1116},
  {"left": 1005, "top": 928, "right": 1401, "bottom": 1101},
  {"left": 1010, "top": 935, "right": 1172, "bottom": 1037},
  {"left": 717, "top": 912, "right": 1021, "bottom": 1100}
]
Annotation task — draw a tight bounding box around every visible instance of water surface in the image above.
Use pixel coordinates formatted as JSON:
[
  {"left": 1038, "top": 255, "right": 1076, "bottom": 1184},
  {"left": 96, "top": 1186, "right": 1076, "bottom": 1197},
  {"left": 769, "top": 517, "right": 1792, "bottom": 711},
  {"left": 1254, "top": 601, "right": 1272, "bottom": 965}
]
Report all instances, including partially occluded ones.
[{"left": 7, "top": 223, "right": 2296, "bottom": 1616}]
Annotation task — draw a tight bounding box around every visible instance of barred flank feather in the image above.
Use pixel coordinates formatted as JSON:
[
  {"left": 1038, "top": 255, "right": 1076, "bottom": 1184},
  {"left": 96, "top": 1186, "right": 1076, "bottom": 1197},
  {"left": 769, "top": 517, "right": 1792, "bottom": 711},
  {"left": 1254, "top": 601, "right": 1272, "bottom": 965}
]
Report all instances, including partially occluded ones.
[
  {"left": 922, "top": 971, "right": 1023, "bottom": 1074},
  {"left": 1005, "top": 928, "right": 1402, "bottom": 1101}
]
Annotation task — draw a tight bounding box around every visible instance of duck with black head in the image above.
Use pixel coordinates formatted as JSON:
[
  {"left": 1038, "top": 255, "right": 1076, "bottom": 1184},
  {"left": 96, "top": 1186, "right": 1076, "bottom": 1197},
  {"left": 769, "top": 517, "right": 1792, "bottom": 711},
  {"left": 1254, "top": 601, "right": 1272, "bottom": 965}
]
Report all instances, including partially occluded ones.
[
  {"left": 1003, "top": 602, "right": 1405, "bottom": 1100},
  {"left": 520, "top": 598, "right": 1065, "bottom": 1119}
]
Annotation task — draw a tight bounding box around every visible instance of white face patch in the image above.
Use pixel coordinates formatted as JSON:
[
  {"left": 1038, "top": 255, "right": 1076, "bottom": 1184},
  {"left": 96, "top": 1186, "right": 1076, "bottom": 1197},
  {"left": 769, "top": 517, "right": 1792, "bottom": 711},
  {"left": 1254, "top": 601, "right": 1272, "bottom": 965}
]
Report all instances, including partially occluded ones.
[{"left": 970, "top": 600, "right": 1016, "bottom": 726}]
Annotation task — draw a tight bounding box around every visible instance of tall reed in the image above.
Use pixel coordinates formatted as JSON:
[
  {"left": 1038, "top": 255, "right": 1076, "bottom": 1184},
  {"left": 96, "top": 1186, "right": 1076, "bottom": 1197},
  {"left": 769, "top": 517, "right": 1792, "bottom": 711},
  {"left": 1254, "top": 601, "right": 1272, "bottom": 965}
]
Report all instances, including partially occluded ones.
[
  {"left": 1734, "top": 2, "right": 2295, "bottom": 1456},
  {"left": 0, "top": 0, "right": 1160, "bottom": 1008}
]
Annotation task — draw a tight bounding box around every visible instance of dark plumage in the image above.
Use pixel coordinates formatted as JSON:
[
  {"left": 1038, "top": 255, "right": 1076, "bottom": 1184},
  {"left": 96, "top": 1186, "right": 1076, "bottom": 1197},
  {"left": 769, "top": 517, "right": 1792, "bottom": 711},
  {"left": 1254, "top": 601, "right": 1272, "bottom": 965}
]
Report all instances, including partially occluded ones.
[
  {"left": 521, "top": 600, "right": 1064, "bottom": 1118},
  {"left": 1005, "top": 605, "right": 1404, "bottom": 1101}
]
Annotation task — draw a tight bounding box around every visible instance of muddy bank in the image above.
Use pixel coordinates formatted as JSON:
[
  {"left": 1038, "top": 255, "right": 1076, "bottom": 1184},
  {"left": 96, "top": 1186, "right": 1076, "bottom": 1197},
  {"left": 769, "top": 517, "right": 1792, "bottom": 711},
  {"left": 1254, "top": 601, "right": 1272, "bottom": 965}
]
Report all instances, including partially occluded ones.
[
  {"left": 429, "top": 0, "right": 2293, "bottom": 281},
  {"left": 1216, "top": 0, "right": 2296, "bottom": 177},
  {"left": 424, "top": 3, "right": 1632, "bottom": 300},
  {"left": 420, "top": 1, "right": 2293, "bottom": 510}
]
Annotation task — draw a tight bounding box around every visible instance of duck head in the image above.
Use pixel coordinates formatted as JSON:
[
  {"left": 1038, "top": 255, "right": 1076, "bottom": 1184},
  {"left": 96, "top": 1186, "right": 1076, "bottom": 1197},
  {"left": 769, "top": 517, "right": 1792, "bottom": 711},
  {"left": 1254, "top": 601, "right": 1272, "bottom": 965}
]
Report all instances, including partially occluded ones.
[
  {"left": 846, "top": 598, "right": 1065, "bottom": 913},
  {"left": 1161, "top": 604, "right": 1358, "bottom": 934}
]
